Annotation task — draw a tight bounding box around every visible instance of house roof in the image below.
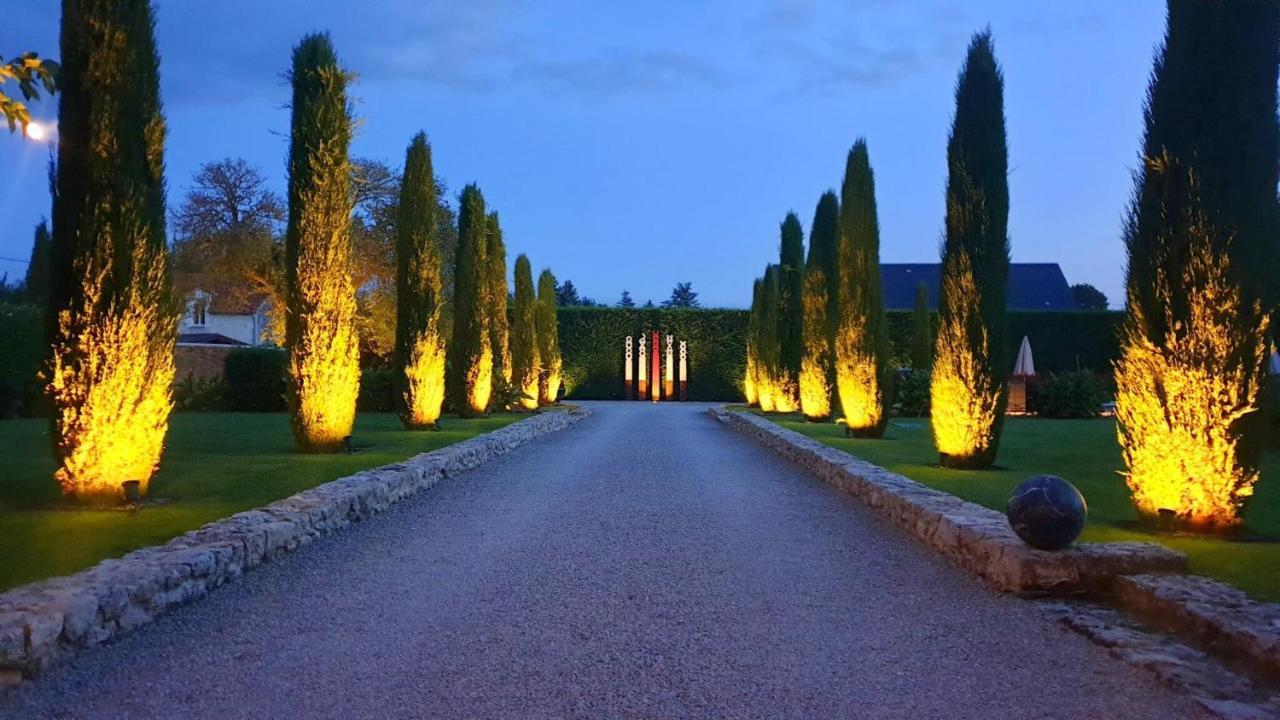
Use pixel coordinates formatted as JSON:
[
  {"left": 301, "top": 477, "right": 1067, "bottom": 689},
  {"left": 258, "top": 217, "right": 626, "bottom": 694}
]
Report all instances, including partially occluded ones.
[
  {"left": 881, "top": 263, "right": 1076, "bottom": 311},
  {"left": 177, "top": 332, "right": 249, "bottom": 346},
  {"left": 173, "top": 272, "right": 270, "bottom": 315}
]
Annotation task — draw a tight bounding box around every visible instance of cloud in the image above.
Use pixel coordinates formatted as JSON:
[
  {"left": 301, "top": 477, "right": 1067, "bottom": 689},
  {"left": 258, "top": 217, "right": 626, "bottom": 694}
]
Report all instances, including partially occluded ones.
[{"left": 511, "top": 49, "right": 730, "bottom": 99}]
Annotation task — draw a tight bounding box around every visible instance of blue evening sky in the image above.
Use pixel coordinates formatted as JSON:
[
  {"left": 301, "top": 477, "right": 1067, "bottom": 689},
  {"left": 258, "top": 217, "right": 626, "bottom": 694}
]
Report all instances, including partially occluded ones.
[{"left": 1, "top": 1, "right": 1165, "bottom": 309}]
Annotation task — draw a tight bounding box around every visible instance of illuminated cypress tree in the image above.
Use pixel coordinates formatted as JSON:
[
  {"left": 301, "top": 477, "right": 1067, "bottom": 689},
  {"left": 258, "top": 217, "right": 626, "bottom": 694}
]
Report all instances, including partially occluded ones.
[
  {"left": 449, "top": 184, "right": 493, "bottom": 418},
  {"left": 283, "top": 33, "right": 358, "bottom": 452},
  {"left": 758, "top": 265, "right": 782, "bottom": 413},
  {"left": 931, "top": 31, "right": 1010, "bottom": 468},
  {"left": 48, "top": 0, "right": 177, "bottom": 499},
  {"left": 394, "top": 132, "right": 446, "bottom": 429},
  {"left": 1116, "top": 0, "right": 1278, "bottom": 527},
  {"left": 798, "top": 268, "right": 831, "bottom": 421},
  {"left": 910, "top": 281, "right": 933, "bottom": 371},
  {"left": 487, "top": 211, "right": 512, "bottom": 386},
  {"left": 807, "top": 191, "right": 840, "bottom": 406},
  {"left": 834, "top": 140, "right": 892, "bottom": 437},
  {"left": 744, "top": 276, "right": 761, "bottom": 406},
  {"left": 776, "top": 212, "right": 804, "bottom": 412},
  {"left": 536, "top": 268, "right": 562, "bottom": 404},
  {"left": 510, "top": 254, "right": 540, "bottom": 410}
]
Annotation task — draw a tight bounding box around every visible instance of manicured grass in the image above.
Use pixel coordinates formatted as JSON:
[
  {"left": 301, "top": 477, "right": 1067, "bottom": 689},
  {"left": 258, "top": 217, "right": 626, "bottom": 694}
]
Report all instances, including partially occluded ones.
[
  {"left": 752, "top": 411, "right": 1280, "bottom": 602},
  {"left": 0, "top": 412, "right": 523, "bottom": 591}
]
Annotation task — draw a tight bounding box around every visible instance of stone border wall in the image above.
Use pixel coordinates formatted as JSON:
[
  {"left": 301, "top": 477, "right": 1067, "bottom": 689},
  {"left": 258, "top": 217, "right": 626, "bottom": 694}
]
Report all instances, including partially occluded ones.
[
  {"left": 1114, "top": 573, "right": 1280, "bottom": 683},
  {"left": 0, "top": 408, "right": 589, "bottom": 685},
  {"left": 711, "top": 407, "right": 1185, "bottom": 595}
]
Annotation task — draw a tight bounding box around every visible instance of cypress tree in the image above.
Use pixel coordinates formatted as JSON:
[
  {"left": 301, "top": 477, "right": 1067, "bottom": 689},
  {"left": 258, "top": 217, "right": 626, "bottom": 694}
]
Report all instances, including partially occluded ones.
[
  {"left": 284, "top": 33, "right": 358, "bottom": 452},
  {"left": 394, "top": 132, "right": 446, "bottom": 429},
  {"left": 535, "top": 268, "right": 562, "bottom": 405},
  {"left": 47, "top": 0, "right": 176, "bottom": 500},
  {"left": 807, "top": 191, "right": 840, "bottom": 407},
  {"left": 931, "top": 31, "right": 1010, "bottom": 468},
  {"left": 798, "top": 267, "right": 831, "bottom": 421},
  {"left": 910, "top": 281, "right": 933, "bottom": 371},
  {"left": 24, "top": 220, "right": 51, "bottom": 306},
  {"left": 758, "top": 264, "right": 782, "bottom": 413},
  {"left": 744, "top": 276, "right": 761, "bottom": 406},
  {"left": 834, "top": 139, "right": 892, "bottom": 437},
  {"left": 487, "top": 211, "right": 512, "bottom": 386},
  {"left": 449, "top": 184, "right": 493, "bottom": 418},
  {"left": 776, "top": 212, "right": 804, "bottom": 412},
  {"left": 1115, "top": 0, "right": 1278, "bottom": 528},
  {"left": 510, "top": 254, "right": 539, "bottom": 410}
]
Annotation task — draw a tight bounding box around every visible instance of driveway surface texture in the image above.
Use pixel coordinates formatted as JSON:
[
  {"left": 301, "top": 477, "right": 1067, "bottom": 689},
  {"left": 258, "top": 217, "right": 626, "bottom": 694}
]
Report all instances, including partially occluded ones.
[{"left": 2, "top": 402, "right": 1208, "bottom": 719}]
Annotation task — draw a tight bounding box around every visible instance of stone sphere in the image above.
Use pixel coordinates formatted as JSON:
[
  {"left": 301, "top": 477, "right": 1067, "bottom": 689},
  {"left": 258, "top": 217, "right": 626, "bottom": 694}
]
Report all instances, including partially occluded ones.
[{"left": 1006, "top": 475, "right": 1087, "bottom": 551}]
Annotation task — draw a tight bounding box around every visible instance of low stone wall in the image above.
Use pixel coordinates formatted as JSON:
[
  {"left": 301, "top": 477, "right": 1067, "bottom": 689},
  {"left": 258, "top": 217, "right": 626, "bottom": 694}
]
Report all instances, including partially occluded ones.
[
  {"left": 0, "top": 408, "right": 588, "bottom": 685},
  {"left": 711, "top": 408, "right": 1186, "bottom": 595},
  {"left": 1115, "top": 573, "right": 1280, "bottom": 683}
]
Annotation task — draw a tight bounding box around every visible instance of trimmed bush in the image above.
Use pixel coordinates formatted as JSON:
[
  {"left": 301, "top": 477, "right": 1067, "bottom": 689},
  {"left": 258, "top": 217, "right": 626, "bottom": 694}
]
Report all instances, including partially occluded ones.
[
  {"left": 1036, "top": 371, "right": 1107, "bottom": 419},
  {"left": 358, "top": 368, "right": 395, "bottom": 412},
  {"left": 893, "top": 369, "right": 931, "bottom": 417},
  {"left": 173, "top": 374, "right": 224, "bottom": 412},
  {"left": 222, "top": 348, "right": 287, "bottom": 412},
  {"left": 0, "top": 303, "right": 44, "bottom": 418}
]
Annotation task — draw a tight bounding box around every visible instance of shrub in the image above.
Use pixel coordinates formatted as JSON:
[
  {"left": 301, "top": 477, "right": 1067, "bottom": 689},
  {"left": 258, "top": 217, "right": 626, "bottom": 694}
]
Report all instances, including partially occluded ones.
[
  {"left": 358, "top": 368, "right": 395, "bottom": 412},
  {"left": 1037, "top": 370, "right": 1107, "bottom": 419},
  {"left": 173, "top": 374, "right": 224, "bottom": 412},
  {"left": 894, "top": 369, "right": 930, "bottom": 417},
  {"left": 223, "top": 348, "right": 287, "bottom": 412},
  {"left": 0, "top": 303, "right": 44, "bottom": 418}
]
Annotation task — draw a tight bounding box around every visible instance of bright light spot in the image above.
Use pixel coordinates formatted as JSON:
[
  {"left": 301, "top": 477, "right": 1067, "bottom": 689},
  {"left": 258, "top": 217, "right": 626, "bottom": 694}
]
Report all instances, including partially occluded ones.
[{"left": 25, "top": 122, "right": 47, "bottom": 141}]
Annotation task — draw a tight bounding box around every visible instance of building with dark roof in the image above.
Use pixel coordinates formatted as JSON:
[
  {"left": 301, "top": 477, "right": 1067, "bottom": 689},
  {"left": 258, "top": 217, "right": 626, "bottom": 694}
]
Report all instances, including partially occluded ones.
[{"left": 881, "top": 263, "right": 1076, "bottom": 311}]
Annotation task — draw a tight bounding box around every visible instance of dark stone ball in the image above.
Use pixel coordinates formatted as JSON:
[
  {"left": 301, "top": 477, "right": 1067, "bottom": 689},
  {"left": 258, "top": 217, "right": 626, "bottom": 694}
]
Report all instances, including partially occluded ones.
[{"left": 1006, "top": 475, "right": 1087, "bottom": 551}]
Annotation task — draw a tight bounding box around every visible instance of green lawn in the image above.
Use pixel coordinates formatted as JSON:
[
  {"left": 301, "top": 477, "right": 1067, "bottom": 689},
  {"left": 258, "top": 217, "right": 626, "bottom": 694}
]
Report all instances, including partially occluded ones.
[
  {"left": 752, "top": 411, "right": 1280, "bottom": 602},
  {"left": 0, "top": 412, "right": 522, "bottom": 591}
]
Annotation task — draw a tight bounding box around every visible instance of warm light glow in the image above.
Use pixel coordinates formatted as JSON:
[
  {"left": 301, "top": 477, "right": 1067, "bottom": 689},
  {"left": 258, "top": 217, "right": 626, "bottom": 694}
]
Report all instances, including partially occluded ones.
[
  {"left": 771, "top": 376, "right": 798, "bottom": 413},
  {"left": 540, "top": 355, "right": 561, "bottom": 406},
  {"left": 49, "top": 258, "right": 175, "bottom": 500},
  {"left": 930, "top": 250, "right": 1001, "bottom": 463},
  {"left": 834, "top": 344, "right": 881, "bottom": 431},
  {"left": 467, "top": 345, "right": 495, "bottom": 414},
  {"left": 25, "top": 121, "right": 47, "bottom": 141},
  {"left": 402, "top": 331, "right": 446, "bottom": 427},
  {"left": 798, "top": 270, "right": 831, "bottom": 421},
  {"left": 1115, "top": 209, "right": 1270, "bottom": 528},
  {"left": 743, "top": 354, "right": 758, "bottom": 405},
  {"left": 289, "top": 234, "right": 360, "bottom": 451}
]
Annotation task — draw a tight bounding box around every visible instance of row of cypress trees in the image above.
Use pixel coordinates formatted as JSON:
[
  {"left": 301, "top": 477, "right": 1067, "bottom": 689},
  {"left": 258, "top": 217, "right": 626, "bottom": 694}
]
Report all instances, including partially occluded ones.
[
  {"left": 42, "top": 6, "right": 564, "bottom": 500},
  {"left": 288, "top": 35, "right": 564, "bottom": 444},
  {"left": 745, "top": 30, "right": 1011, "bottom": 470}
]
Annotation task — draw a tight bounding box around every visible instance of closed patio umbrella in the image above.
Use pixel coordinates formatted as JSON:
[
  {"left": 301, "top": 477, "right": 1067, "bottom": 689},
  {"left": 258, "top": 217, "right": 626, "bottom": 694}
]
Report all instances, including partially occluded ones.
[{"left": 1009, "top": 336, "right": 1035, "bottom": 415}]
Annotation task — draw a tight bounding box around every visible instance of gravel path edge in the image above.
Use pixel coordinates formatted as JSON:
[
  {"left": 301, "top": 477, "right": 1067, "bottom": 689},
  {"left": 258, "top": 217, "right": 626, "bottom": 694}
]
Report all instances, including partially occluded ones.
[{"left": 0, "top": 407, "right": 589, "bottom": 687}]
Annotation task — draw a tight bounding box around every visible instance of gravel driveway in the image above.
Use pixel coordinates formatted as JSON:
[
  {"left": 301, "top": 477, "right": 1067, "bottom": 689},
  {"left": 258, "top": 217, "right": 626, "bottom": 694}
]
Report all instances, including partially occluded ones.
[{"left": 1, "top": 402, "right": 1207, "bottom": 719}]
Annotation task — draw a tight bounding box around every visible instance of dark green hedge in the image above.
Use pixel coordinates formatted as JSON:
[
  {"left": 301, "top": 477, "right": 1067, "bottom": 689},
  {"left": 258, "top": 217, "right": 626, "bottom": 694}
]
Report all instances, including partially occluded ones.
[
  {"left": 560, "top": 307, "right": 1123, "bottom": 401},
  {"left": 0, "top": 303, "right": 44, "bottom": 418},
  {"left": 222, "top": 347, "right": 286, "bottom": 412},
  {"left": 558, "top": 307, "right": 748, "bottom": 401}
]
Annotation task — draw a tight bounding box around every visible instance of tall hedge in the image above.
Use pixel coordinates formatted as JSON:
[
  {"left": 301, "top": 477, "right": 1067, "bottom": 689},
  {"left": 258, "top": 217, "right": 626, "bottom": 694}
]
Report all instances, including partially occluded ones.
[
  {"left": 0, "top": 303, "right": 44, "bottom": 418},
  {"left": 48, "top": 0, "right": 177, "bottom": 499},
  {"left": 448, "top": 184, "right": 492, "bottom": 418},
  {"left": 24, "top": 221, "right": 51, "bottom": 306},
  {"left": 284, "top": 33, "right": 358, "bottom": 452},
  {"left": 556, "top": 307, "right": 1121, "bottom": 402},
  {"left": 910, "top": 281, "right": 932, "bottom": 370},
  {"left": 393, "top": 132, "right": 446, "bottom": 429}
]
